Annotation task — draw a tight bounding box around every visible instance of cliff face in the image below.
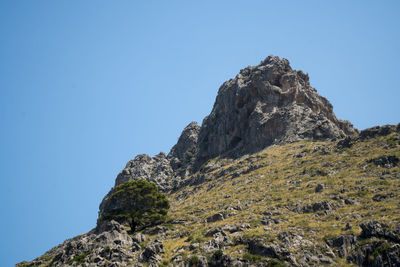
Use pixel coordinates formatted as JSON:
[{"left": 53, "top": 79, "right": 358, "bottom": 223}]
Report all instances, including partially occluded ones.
[
  {"left": 106, "top": 55, "right": 357, "bottom": 193},
  {"left": 196, "top": 56, "right": 356, "bottom": 167}
]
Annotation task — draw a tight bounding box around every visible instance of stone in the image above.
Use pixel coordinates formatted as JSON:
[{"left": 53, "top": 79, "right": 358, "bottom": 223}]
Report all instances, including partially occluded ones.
[
  {"left": 132, "top": 233, "right": 146, "bottom": 244},
  {"left": 206, "top": 213, "right": 224, "bottom": 223},
  {"left": 348, "top": 241, "right": 400, "bottom": 267},
  {"left": 277, "top": 231, "right": 314, "bottom": 249},
  {"left": 359, "top": 124, "right": 400, "bottom": 140},
  {"left": 336, "top": 136, "right": 354, "bottom": 149},
  {"left": 247, "top": 238, "right": 283, "bottom": 259},
  {"left": 302, "top": 200, "right": 334, "bottom": 213},
  {"left": 140, "top": 240, "right": 164, "bottom": 263},
  {"left": 367, "top": 155, "right": 399, "bottom": 168},
  {"left": 168, "top": 122, "right": 200, "bottom": 175},
  {"left": 359, "top": 220, "right": 400, "bottom": 242},
  {"left": 202, "top": 230, "right": 231, "bottom": 254},
  {"left": 189, "top": 243, "right": 200, "bottom": 250},
  {"left": 260, "top": 217, "right": 280, "bottom": 225},
  {"left": 328, "top": 235, "right": 356, "bottom": 257},
  {"left": 373, "top": 194, "right": 388, "bottom": 202},
  {"left": 315, "top": 183, "right": 325, "bottom": 193}
]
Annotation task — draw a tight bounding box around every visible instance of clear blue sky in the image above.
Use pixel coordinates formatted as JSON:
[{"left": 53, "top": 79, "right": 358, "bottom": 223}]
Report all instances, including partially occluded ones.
[{"left": 1, "top": 1, "right": 399, "bottom": 265}]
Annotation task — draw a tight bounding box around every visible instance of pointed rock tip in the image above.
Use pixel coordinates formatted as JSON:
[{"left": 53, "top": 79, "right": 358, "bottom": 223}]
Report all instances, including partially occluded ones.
[{"left": 260, "top": 55, "right": 291, "bottom": 68}]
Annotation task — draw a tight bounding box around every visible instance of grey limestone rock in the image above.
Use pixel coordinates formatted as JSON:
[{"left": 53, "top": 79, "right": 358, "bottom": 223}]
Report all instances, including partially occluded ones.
[
  {"left": 100, "top": 55, "right": 359, "bottom": 216},
  {"left": 247, "top": 238, "right": 285, "bottom": 259},
  {"left": 359, "top": 123, "right": 400, "bottom": 140},
  {"left": 315, "top": 183, "right": 325, "bottom": 193},
  {"left": 302, "top": 200, "right": 334, "bottom": 214},
  {"left": 348, "top": 241, "right": 400, "bottom": 267},
  {"left": 140, "top": 240, "right": 164, "bottom": 263},
  {"left": 206, "top": 213, "right": 224, "bottom": 223},
  {"left": 367, "top": 155, "right": 399, "bottom": 168},
  {"left": 168, "top": 121, "right": 200, "bottom": 174},
  {"left": 359, "top": 220, "right": 400, "bottom": 243},
  {"left": 327, "top": 235, "right": 357, "bottom": 257},
  {"left": 22, "top": 220, "right": 139, "bottom": 266},
  {"left": 115, "top": 152, "right": 175, "bottom": 191},
  {"left": 195, "top": 55, "right": 358, "bottom": 168}
]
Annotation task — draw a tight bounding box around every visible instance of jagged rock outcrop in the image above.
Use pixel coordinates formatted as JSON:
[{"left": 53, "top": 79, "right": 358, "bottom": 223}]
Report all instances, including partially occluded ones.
[
  {"left": 195, "top": 56, "right": 357, "bottom": 167},
  {"left": 347, "top": 221, "right": 400, "bottom": 267},
  {"left": 19, "top": 220, "right": 142, "bottom": 266},
  {"left": 113, "top": 122, "right": 200, "bottom": 192},
  {"left": 109, "top": 55, "right": 357, "bottom": 193},
  {"left": 359, "top": 123, "right": 400, "bottom": 140},
  {"left": 115, "top": 152, "right": 175, "bottom": 191},
  {"left": 99, "top": 55, "right": 359, "bottom": 224},
  {"left": 168, "top": 121, "right": 200, "bottom": 176}
]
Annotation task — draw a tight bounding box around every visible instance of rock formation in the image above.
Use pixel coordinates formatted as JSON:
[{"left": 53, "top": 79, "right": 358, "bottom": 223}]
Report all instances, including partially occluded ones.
[
  {"left": 18, "top": 55, "right": 400, "bottom": 267},
  {"left": 195, "top": 56, "right": 357, "bottom": 167},
  {"left": 107, "top": 55, "right": 357, "bottom": 194}
]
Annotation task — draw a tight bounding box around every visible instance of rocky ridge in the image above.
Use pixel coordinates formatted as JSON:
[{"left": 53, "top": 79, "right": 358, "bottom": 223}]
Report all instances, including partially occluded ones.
[
  {"left": 17, "top": 56, "right": 400, "bottom": 267},
  {"left": 107, "top": 56, "right": 357, "bottom": 194}
]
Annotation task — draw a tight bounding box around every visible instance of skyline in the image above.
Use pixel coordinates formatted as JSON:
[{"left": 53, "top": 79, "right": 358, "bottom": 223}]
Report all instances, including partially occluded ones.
[{"left": 1, "top": 1, "right": 399, "bottom": 266}]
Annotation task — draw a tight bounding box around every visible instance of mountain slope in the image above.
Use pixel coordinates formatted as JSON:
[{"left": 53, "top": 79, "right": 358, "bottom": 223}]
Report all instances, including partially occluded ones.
[
  {"left": 17, "top": 56, "right": 400, "bottom": 267},
  {"left": 17, "top": 126, "right": 400, "bottom": 266}
]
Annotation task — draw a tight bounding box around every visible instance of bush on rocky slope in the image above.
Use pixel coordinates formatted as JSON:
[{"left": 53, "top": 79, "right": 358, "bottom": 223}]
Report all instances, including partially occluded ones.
[{"left": 98, "top": 179, "right": 170, "bottom": 232}]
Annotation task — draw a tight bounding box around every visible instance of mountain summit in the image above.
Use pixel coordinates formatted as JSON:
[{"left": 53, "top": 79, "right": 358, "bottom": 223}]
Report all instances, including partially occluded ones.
[
  {"left": 17, "top": 56, "right": 400, "bottom": 267},
  {"left": 196, "top": 56, "right": 357, "bottom": 165},
  {"left": 110, "top": 56, "right": 357, "bottom": 193}
]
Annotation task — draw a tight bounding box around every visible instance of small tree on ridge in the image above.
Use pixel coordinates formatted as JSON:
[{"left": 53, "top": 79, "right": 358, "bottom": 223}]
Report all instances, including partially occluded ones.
[{"left": 99, "top": 179, "right": 170, "bottom": 232}]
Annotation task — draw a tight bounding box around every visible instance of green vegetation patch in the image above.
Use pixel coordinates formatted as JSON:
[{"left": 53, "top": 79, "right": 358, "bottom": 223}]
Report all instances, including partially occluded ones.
[
  {"left": 67, "top": 251, "right": 91, "bottom": 265},
  {"left": 100, "top": 179, "right": 170, "bottom": 232}
]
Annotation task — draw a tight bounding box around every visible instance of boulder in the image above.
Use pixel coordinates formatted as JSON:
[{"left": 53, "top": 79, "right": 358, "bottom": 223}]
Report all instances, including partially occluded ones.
[
  {"left": 315, "top": 183, "right": 325, "bottom": 193},
  {"left": 328, "top": 235, "right": 356, "bottom": 258},
  {"left": 247, "top": 238, "right": 284, "bottom": 259},
  {"left": 206, "top": 213, "right": 224, "bottom": 223},
  {"left": 140, "top": 240, "right": 164, "bottom": 263},
  {"left": 336, "top": 136, "right": 354, "bottom": 149},
  {"left": 367, "top": 155, "right": 399, "bottom": 168}
]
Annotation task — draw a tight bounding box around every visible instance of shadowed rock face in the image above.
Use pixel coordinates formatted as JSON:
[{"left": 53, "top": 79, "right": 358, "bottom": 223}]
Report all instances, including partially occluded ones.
[
  {"left": 168, "top": 121, "right": 200, "bottom": 176},
  {"left": 195, "top": 55, "right": 357, "bottom": 167}
]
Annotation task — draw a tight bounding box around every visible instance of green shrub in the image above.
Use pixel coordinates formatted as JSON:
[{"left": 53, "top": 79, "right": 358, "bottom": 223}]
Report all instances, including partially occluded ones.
[
  {"left": 187, "top": 234, "right": 204, "bottom": 244},
  {"left": 188, "top": 255, "right": 200, "bottom": 266},
  {"left": 99, "top": 179, "right": 170, "bottom": 232},
  {"left": 243, "top": 252, "right": 262, "bottom": 263},
  {"left": 66, "top": 251, "right": 91, "bottom": 265},
  {"left": 267, "top": 258, "right": 285, "bottom": 267},
  {"left": 212, "top": 249, "right": 223, "bottom": 260},
  {"left": 373, "top": 242, "right": 391, "bottom": 258}
]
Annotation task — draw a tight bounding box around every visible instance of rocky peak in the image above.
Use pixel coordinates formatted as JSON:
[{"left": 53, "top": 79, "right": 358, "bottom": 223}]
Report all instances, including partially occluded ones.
[
  {"left": 114, "top": 152, "right": 175, "bottom": 191},
  {"left": 105, "top": 55, "right": 358, "bottom": 197},
  {"left": 195, "top": 55, "right": 357, "bottom": 167},
  {"left": 168, "top": 121, "right": 200, "bottom": 174},
  {"left": 112, "top": 121, "right": 200, "bottom": 192}
]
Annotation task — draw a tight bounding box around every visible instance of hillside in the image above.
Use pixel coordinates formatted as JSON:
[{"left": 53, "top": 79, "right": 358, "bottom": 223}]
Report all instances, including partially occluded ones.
[{"left": 16, "top": 56, "right": 400, "bottom": 267}]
